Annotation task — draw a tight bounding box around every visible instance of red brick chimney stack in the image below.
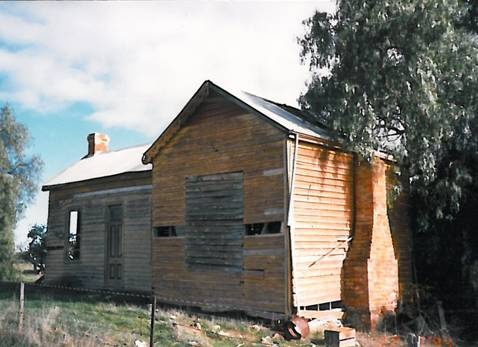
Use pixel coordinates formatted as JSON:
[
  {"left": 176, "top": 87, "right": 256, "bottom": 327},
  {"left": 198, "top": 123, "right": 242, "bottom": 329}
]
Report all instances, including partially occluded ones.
[
  {"left": 342, "top": 158, "right": 400, "bottom": 330},
  {"left": 84, "top": 133, "right": 110, "bottom": 158}
]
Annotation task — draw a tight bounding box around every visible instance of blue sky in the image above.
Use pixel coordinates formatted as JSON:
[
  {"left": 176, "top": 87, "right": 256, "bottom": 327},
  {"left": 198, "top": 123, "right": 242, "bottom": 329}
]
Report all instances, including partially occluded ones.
[
  {"left": 0, "top": 1, "right": 334, "bottom": 246},
  {"left": 12, "top": 101, "right": 152, "bottom": 247}
]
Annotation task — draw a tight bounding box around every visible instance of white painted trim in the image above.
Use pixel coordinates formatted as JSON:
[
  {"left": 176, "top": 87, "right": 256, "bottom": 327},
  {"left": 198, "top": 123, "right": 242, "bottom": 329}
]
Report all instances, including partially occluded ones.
[
  {"left": 73, "top": 185, "right": 152, "bottom": 199},
  {"left": 262, "top": 168, "right": 284, "bottom": 176}
]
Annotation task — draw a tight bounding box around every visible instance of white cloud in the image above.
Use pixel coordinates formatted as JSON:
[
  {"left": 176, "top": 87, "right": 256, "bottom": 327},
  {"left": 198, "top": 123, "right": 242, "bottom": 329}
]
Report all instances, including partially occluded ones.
[
  {"left": 0, "top": 1, "right": 334, "bottom": 136},
  {"left": 3, "top": 1, "right": 336, "bottom": 245}
]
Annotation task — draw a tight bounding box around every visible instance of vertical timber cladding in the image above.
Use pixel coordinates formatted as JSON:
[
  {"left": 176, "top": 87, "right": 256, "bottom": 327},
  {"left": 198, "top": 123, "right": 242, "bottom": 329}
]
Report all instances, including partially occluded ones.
[
  {"left": 292, "top": 140, "right": 353, "bottom": 308},
  {"left": 185, "top": 172, "right": 244, "bottom": 272}
]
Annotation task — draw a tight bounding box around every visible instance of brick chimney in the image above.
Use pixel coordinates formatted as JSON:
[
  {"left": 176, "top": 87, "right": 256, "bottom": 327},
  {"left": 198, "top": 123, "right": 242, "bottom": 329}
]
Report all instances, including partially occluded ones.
[
  {"left": 83, "top": 133, "right": 110, "bottom": 159},
  {"left": 342, "top": 158, "right": 400, "bottom": 330}
]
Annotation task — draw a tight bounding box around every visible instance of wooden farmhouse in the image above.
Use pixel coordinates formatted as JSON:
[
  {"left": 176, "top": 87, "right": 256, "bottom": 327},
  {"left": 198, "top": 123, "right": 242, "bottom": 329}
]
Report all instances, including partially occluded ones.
[
  {"left": 42, "top": 134, "right": 152, "bottom": 292},
  {"left": 142, "top": 80, "right": 412, "bottom": 328}
]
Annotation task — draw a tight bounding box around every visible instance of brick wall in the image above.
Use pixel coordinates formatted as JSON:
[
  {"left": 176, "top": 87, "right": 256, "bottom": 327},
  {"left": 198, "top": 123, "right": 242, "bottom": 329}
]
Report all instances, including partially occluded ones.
[
  {"left": 342, "top": 157, "right": 406, "bottom": 330},
  {"left": 386, "top": 165, "right": 413, "bottom": 303}
]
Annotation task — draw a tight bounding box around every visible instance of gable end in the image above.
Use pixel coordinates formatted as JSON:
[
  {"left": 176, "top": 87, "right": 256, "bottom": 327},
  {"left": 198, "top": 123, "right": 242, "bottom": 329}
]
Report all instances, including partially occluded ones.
[{"left": 142, "top": 80, "right": 290, "bottom": 164}]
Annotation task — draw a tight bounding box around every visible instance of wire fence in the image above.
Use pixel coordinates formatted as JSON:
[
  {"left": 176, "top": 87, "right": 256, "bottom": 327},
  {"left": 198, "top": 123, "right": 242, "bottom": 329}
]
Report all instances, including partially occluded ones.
[{"left": 0, "top": 280, "right": 157, "bottom": 347}]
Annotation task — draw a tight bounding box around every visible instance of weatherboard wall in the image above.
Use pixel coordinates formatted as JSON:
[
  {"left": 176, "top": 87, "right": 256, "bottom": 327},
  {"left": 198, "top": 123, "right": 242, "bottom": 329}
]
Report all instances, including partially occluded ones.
[
  {"left": 289, "top": 140, "right": 354, "bottom": 308},
  {"left": 44, "top": 173, "right": 152, "bottom": 292},
  {"left": 287, "top": 140, "right": 413, "bottom": 327},
  {"left": 150, "top": 92, "right": 288, "bottom": 317}
]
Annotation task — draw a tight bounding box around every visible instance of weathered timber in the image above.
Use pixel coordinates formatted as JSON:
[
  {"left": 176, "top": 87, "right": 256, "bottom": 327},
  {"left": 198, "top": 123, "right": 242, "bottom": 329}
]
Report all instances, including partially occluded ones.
[
  {"left": 44, "top": 172, "right": 152, "bottom": 292},
  {"left": 290, "top": 140, "right": 353, "bottom": 308},
  {"left": 150, "top": 91, "right": 286, "bottom": 316}
]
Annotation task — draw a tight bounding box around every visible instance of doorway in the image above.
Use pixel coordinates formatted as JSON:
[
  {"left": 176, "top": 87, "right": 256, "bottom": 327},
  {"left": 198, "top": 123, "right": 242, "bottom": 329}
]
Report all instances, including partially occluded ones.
[{"left": 106, "top": 205, "right": 123, "bottom": 288}]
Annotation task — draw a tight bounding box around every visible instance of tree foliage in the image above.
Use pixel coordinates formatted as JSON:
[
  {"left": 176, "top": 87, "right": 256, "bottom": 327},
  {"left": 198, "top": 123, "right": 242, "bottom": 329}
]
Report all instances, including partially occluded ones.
[
  {"left": 0, "top": 105, "right": 42, "bottom": 280},
  {"left": 298, "top": 0, "right": 478, "bottom": 229},
  {"left": 25, "top": 224, "right": 47, "bottom": 274}
]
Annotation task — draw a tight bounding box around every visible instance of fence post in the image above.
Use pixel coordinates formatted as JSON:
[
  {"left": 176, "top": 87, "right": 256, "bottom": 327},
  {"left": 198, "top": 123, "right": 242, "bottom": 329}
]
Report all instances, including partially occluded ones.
[
  {"left": 150, "top": 294, "right": 156, "bottom": 347},
  {"left": 18, "top": 282, "right": 24, "bottom": 333}
]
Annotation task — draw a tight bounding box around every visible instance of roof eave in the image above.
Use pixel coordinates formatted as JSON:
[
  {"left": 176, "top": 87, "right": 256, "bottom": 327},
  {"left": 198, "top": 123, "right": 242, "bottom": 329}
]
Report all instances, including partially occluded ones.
[{"left": 42, "top": 169, "right": 152, "bottom": 191}]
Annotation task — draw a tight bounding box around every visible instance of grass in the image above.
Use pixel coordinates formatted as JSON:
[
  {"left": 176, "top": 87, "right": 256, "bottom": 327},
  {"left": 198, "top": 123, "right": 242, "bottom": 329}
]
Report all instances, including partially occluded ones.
[{"left": 0, "top": 287, "right": 327, "bottom": 347}]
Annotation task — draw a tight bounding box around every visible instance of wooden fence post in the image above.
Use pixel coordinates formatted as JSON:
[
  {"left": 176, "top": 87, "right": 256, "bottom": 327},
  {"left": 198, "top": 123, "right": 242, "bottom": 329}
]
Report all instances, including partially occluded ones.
[
  {"left": 18, "top": 282, "right": 24, "bottom": 333},
  {"left": 150, "top": 295, "right": 156, "bottom": 347}
]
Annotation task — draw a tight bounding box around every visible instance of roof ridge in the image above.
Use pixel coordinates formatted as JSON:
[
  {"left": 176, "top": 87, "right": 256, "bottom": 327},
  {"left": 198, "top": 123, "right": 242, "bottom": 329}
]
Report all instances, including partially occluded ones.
[{"left": 97, "top": 142, "right": 152, "bottom": 155}]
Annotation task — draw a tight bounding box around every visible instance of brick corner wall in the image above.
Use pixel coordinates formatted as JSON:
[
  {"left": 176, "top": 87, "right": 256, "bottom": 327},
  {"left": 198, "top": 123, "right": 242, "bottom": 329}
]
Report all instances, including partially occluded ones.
[{"left": 342, "top": 157, "right": 404, "bottom": 330}]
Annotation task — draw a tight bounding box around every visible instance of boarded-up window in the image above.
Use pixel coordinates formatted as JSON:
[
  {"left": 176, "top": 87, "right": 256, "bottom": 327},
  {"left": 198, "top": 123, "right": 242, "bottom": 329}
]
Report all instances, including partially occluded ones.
[
  {"left": 185, "top": 172, "right": 244, "bottom": 272},
  {"left": 66, "top": 210, "right": 80, "bottom": 261}
]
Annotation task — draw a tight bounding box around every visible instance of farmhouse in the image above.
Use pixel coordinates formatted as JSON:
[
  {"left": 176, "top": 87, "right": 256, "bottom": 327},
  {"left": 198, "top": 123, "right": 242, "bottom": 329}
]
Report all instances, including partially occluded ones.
[
  {"left": 42, "top": 134, "right": 152, "bottom": 292},
  {"left": 142, "top": 80, "right": 412, "bottom": 328}
]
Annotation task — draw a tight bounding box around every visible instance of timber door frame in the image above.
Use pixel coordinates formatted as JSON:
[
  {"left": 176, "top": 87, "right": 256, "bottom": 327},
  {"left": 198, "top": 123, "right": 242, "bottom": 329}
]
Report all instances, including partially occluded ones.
[{"left": 105, "top": 204, "right": 124, "bottom": 288}]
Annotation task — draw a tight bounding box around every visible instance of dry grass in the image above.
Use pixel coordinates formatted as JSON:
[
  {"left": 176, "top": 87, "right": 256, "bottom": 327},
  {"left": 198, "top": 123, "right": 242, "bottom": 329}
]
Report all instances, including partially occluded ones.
[
  {"left": 0, "top": 304, "right": 98, "bottom": 347},
  {"left": 0, "top": 289, "right": 324, "bottom": 347},
  {"left": 2, "top": 288, "right": 453, "bottom": 347}
]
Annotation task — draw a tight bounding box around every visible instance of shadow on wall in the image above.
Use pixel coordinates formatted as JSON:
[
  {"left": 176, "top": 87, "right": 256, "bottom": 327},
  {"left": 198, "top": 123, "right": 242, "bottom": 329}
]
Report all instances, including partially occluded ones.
[{"left": 292, "top": 141, "right": 353, "bottom": 312}]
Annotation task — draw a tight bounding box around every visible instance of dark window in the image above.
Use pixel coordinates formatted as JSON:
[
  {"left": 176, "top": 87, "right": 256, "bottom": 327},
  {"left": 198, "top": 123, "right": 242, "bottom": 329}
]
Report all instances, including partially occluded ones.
[
  {"left": 66, "top": 210, "right": 80, "bottom": 261},
  {"left": 154, "top": 226, "right": 177, "bottom": 237},
  {"left": 301, "top": 301, "right": 343, "bottom": 312},
  {"left": 245, "top": 221, "right": 282, "bottom": 236},
  {"left": 331, "top": 300, "right": 343, "bottom": 309}
]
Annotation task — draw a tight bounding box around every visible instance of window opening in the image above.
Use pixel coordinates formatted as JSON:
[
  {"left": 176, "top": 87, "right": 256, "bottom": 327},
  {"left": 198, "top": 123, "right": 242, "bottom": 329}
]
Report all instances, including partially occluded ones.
[
  {"left": 154, "top": 226, "right": 177, "bottom": 237},
  {"left": 66, "top": 210, "right": 80, "bottom": 261},
  {"left": 245, "top": 221, "right": 282, "bottom": 235}
]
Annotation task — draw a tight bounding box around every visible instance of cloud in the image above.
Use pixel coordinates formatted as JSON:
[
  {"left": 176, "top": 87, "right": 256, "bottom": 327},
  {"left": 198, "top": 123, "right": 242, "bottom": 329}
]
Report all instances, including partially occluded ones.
[
  {"left": 0, "top": 1, "right": 334, "bottom": 136},
  {"left": 2, "top": 2, "right": 336, "bottom": 246}
]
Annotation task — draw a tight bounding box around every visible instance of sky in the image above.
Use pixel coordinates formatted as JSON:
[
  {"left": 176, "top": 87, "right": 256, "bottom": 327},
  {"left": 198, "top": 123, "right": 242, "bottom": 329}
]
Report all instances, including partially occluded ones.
[{"left": 0, "top": 1, "right": 335, "bottom": 246}]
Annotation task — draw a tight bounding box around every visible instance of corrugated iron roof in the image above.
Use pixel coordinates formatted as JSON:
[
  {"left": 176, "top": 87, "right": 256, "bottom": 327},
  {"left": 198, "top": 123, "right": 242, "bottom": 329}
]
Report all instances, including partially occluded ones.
[
  {"left": 42, "top": 144, "right": 152, "bottom": 190},
  {"left": 45, "top": 80, "right": 334, "bottom": 188},
  {"left": 234, "top": 90, "right": 332, "bottom": 140}
]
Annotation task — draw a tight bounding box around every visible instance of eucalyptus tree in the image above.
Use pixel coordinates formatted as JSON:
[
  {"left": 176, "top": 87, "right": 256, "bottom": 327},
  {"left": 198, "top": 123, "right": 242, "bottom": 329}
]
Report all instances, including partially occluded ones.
[
  {"left": 0, "top": 105, "right": 42, "bottom": 279},
  {"left": 298, "top": 0, "right": 478, "bottom": 228}
]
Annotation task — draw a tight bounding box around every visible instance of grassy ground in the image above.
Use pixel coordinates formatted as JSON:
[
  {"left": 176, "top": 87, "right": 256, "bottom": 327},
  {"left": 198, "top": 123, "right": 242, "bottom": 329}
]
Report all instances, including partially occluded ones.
[
  {"left": 2, "top": 263, "right": 425, "bottom": 346},
  {"left": 0, "top": 287, "right": 329, "bottom": 347},
  {"left": 1, "top": 263, "right": 330, "bottom": 346},
  {"left": 0, "top": 262, "right": 443, "bottom": 346}
]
